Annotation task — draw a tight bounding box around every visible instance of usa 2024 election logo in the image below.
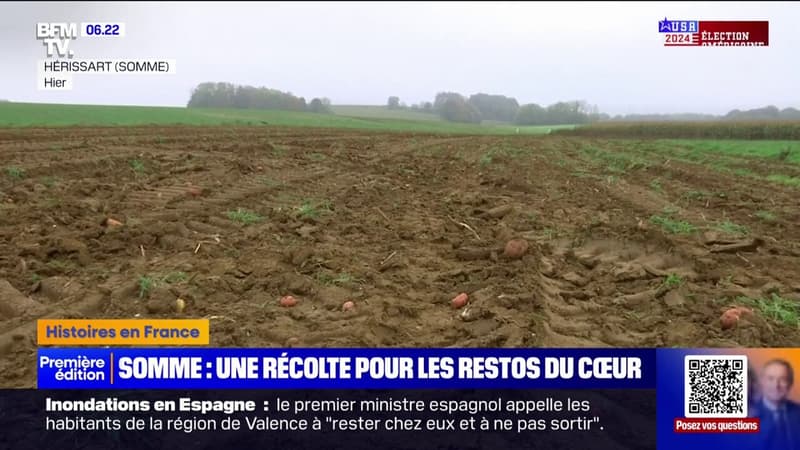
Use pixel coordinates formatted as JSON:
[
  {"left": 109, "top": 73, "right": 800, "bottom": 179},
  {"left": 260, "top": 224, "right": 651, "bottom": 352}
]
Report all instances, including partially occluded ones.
[{"left": 659, "top": 18, "right": 769, "bottom": 47}]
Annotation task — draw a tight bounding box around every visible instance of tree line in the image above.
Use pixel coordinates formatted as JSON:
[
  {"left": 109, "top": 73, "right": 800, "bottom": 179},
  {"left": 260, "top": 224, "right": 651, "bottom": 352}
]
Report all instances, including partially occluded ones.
[
  {"left": 392, "top": 94, "right": 800, "bottom": 125},
  {"left": 186, "top": 82, "right": 800, "bottom": 125},
  {"left": 724, "top": 106, "right": 800, "bottom": 121},
  {"left": 605, "top": 106, "right": 800, "bottom": 122},
  {"left": 187, "top": 82, "right": 332, "bottom": 114},
  {"left": 390, "top": 93, "right": 605, "bottom": 125}
]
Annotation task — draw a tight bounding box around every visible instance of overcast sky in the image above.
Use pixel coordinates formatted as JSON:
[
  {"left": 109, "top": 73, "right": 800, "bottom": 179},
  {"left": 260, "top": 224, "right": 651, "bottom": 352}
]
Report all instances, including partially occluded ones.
[{"left": 2, "top": 1, "right": 798, "bottom": 115}]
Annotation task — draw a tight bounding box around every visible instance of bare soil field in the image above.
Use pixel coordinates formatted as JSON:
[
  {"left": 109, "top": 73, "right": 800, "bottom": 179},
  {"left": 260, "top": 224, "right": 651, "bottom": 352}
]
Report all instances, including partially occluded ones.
[{"left": 1, "top": 126, "right": 798, "bottom": 387}]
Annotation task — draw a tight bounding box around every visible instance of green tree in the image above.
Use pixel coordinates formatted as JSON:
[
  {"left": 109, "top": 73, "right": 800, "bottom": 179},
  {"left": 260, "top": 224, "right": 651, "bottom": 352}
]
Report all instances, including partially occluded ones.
[
  {"left": 187, "top": 82, "right": 308, "bottom": 111},
  {"left": 515, "top": 103, "right": 547, "bottom": 125},
  {"left": 308, "top": 98, "right": 332, "bottom": 114},
  {"left": 437, "top": 94, "right": 482, "bottom": 123},
  {"left": 434, "top": 92, "right": 463, "bottom": 111},
  {"left": 468, "top": 93, "right": 519, "bottom": 122}
]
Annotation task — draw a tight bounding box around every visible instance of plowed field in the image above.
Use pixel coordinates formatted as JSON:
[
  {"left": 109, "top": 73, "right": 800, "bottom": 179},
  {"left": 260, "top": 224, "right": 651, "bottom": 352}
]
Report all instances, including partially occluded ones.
[{"left": 1, "top": 126, "right": 798, "bottom": 387}]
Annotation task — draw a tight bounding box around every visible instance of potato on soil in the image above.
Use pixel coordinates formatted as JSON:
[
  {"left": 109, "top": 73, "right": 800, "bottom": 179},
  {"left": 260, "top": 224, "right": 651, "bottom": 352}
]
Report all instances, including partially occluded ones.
[
  {"left": 104, "top": 217, "right": 123, "bottom": 227},
  {"left": 280, "top": 295, "right": 298, "bottom": 307},
  {"left": 503, "top": 239, "right": 529, "bottom": 259},
  {"left": 720, "top": 307, "right": 752, "bottom": 330},
  {"left": 451, "top": 293, "right": 468, "bottom": 309}
]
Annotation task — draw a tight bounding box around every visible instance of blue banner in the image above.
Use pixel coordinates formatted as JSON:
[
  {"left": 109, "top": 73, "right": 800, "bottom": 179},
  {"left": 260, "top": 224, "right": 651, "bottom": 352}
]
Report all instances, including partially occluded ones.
[{"left": 37, "top": 348, "right": 655, "bottom": 389}]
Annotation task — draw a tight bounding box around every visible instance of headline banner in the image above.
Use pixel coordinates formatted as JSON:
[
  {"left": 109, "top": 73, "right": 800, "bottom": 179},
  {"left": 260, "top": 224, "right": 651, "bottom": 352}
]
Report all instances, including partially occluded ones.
[{"left": 37, "top": 348, "right": 655, "bottom": 389}]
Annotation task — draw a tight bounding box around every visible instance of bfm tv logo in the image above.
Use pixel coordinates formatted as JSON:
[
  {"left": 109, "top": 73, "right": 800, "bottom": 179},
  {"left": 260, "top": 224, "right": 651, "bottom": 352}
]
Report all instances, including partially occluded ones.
[{"left": 659, "top": 18, "right": 769, "bottom": 46}]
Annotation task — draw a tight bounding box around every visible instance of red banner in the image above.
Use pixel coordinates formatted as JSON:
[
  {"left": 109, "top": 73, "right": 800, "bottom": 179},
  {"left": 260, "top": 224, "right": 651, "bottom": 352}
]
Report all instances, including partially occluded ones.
[{"left": 698, "top": 21, "right": 769, "bottom": 46}]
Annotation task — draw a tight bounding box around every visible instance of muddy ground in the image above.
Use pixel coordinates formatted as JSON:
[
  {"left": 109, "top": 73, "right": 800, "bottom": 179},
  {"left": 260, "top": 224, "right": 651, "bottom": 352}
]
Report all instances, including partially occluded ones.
[{"left": 0, "top": 126, "right": 798, "bottom": 387}]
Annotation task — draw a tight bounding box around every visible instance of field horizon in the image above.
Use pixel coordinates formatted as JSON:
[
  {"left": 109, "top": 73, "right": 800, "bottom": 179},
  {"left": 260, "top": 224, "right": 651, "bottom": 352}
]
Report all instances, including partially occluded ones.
[{"left": 0, "top": 101, "right": 568, "bottom": 135}]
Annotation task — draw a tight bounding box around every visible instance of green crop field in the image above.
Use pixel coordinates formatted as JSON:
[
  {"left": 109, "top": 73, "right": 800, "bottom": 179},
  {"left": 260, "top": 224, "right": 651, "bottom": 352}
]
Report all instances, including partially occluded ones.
[
  {"left": 558, "top": 121, "right": 800, "bottom": 140},
  {"left": 573, "top": 138, "right": 800, "bottom": 189},
  {"left": 0, "top": 102, "right": 570, "bottom": 135},
  {"left": 661, "top": 140, "right": 800, "bottom": 164},
  {"left": 331, "top": 105, "right": 442, "bottom": 122}
]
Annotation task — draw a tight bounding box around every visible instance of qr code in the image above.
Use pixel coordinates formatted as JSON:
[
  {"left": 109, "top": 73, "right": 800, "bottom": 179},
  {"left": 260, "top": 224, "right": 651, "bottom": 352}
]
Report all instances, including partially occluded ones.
[{"left": 684, "top": 355, "right": 748, "bottom": 418}]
